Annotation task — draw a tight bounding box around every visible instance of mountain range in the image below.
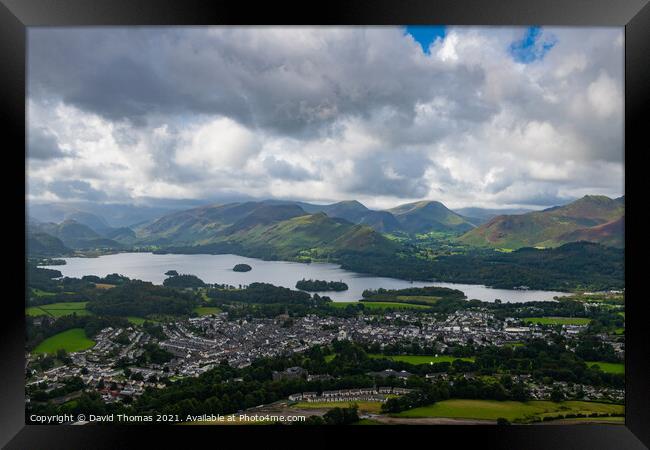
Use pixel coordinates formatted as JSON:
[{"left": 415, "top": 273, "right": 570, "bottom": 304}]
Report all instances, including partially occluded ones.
[
  {"left": 26, "top": 195, "right": 625, "bottom": 257},
  {"left": 459, "top": 195, "right": 624, "bottom": 249}
]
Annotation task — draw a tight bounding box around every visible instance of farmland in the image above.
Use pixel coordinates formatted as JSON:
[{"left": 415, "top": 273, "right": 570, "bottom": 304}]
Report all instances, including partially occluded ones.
[
  {"left": 32, "top": 328, "right": 96, "bottom": 354},
  {"left": 394, "top": 399, "right": 624, "bottom": 423},
  {"left": 26, "top": 302, "right": 90, "bottom": 318}
]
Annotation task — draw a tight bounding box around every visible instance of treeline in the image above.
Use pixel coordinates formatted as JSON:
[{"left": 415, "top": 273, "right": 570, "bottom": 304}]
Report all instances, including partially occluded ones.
[
  {"left": 338, "top": 242, "right": 624, "bottom": 291},
  {"left": 82, "top": 274, "right": 131, "bottom": 285},
  {"left": 26, "top": 264, "right": 63, "bottom": 292},
  {"left": 296, "top": 279, "right": 348, "bottom": 292},
  {"left": 362, "top": 286, "right": 466, "bottom": 302},
  {"left": 162, "top": 274, "right": 206, "bottom": 289},
  {"left": 381, "top": 377, "right": 529, "bottom": 413},
  {"left": 87, "top": 280, "right": 199, "bottom": 317},
  {"left": 206, "top": 282, "right": 329, "bottom": 306}
]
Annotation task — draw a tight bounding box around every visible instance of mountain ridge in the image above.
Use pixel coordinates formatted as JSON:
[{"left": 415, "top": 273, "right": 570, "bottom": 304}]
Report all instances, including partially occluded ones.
[{"left": 459, "top": 195, "right": 624, "bottom": 249}]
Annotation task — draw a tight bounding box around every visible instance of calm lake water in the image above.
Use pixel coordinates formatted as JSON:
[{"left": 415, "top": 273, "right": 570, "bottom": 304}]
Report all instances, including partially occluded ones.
[{"left": 41, "top": 252, "right": 571, "bottom": 303}]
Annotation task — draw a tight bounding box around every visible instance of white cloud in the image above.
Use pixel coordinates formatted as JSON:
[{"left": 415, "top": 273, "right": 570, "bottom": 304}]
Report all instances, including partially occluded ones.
[{"left": 27, "top": 26, "right": 624, "bottom": 210}]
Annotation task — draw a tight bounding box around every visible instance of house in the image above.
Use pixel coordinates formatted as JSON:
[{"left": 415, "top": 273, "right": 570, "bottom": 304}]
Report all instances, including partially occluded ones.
[{"left": 272, "top": 366, "right": 307, "bottom": 382}]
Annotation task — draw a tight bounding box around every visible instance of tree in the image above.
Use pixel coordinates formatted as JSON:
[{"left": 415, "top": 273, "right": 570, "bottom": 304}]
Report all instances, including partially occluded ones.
[{"left": 550, "top": 386, "right": 564, "bottom": 402}]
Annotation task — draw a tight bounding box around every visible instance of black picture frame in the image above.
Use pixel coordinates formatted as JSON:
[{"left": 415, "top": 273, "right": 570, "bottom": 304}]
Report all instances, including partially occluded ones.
[{"left": 1, "top": 0, "right": 648, "bottom": 448}]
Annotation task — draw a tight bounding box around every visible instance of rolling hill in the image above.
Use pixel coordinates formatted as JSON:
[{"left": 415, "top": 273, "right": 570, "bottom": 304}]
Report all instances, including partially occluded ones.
[
  {"left": 30, "top": 220, "right": 123, "bottom": 250},
  {"left": 387, "top": 201, "right": 475, "bottom": 234},
  {"left": 292, "top": 200, "right": 402, "bottom": 233},
  {"left": 138, "top": 201, "right": 400, "bottom": 259},
  {"left": 453, "top": 207, "right": 534, "bottom": 225},
  {"left": 27, "top": 231, "right": 72, "bottom": 256},
  {"left": 459, "top": 195, "right": 624, "bottom": 249}
]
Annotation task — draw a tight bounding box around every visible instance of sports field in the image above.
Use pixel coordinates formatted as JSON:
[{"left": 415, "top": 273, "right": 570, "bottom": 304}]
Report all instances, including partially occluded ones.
[
  {"left": 368, "top": 354, "right": 475, "bottom": 364},
  {"left": 522, "top": 317, "right": 591, "bottom": 325},
  {"left": 33, "top": 328, "right": 96, "bottom": 354},
  {"left": 26, "top": 302, "right": 90, "bottom": 318},
  {"left": 395, "top": 399, "right": 623, "bottom": 422}
]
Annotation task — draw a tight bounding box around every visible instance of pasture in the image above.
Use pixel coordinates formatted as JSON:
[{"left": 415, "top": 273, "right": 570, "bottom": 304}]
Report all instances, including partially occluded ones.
[
  {"left": 33, "top": 328, "right": 96, "bottom": 354},
  {"left": 587, "top": 361, "right": 625, "bottom": 374},
  {"left": 395, "top": 399, "right": 623, "bottom": 423},
  {"left": 26, "top": 302, "right": 89, "bottom": 318},
  {"left": 194, "top": 306, "right": 222, "bottom": 316}
]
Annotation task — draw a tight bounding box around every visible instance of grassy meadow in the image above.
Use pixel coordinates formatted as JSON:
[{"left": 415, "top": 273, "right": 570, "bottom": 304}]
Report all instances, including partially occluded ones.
[{"left": 33, "top": 328, "right": 96, "bottom": 354}]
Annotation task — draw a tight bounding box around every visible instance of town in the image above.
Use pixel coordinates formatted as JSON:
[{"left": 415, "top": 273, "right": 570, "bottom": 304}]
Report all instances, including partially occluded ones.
[{"left": 26, "top": 306, "right": 624, "bottom": 412}]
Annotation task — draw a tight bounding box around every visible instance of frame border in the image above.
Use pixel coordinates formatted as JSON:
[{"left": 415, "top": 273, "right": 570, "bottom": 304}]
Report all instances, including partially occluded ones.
[{"left": 1, "top": 0, "right": 648, "bottom": 448}]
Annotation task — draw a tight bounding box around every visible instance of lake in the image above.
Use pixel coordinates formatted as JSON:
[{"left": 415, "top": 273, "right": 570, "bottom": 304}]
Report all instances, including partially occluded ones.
[{"left": 41, "top": 252, "right": 571, "bottom": 303}]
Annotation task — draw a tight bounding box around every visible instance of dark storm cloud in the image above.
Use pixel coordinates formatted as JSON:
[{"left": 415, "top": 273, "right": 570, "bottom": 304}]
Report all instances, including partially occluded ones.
[
  {"left": 27, "top": 28, "right": 495, "bottom": 138},
  {"left": 47, "top": 180, "right": 108, "bottom": 202},
  {"left": 27, "top": 127, "right": 65, "bottom": 160},
  {"left": 344, "top": 153, "right": 431, "bottom": 198},
  {"left": 263, "top": 156, "right": 313, "bottom": 181}
]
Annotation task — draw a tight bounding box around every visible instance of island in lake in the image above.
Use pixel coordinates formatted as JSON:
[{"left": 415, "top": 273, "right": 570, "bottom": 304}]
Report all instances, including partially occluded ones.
[
  {"left": 296, "top": 278, "right": 349, "bottom": 292},
  {"left": 233, "top": 263, "right": 252, "bottom": 272}
]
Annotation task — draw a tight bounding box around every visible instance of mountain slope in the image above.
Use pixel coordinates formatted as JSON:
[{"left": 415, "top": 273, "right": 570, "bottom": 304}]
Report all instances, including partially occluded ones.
[
  {"left": 31, "top": 220, "right": 123, "bottom": 250},
  {"left": 388, "top": 201, "right": 475, "bottom": 234},
  {"left": 459, "top": 195, "right": 624, "bottom": 249},
  {"left": 556, "top": 215, "right": 624, "bottom": 248},
  {"left": 264, "top": 200, "right": 402, "bottom": 233},
  {"left": 453, "top": 207, "right": 534, "bottom": 225},
  {"left": 138, "top": 201, "right": 400, "bottom": 260},
  {"left": 27, "top": 232, "right": 72, "bottom": 256}
]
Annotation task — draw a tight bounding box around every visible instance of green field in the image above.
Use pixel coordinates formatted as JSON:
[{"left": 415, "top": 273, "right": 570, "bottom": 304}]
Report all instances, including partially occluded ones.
[
  {"left": 33, "top": 328, "right": 96, "bottom": 354},
  {"left": 194, "top": 306, "right": 222, "bottom": 316},
  {"left": 587, "top": 361, "right": 625, "bottom": 374},
  {"left": 293, "top": 401, "right": 384, "bottom": 413},
  {"left": 331, "top": 302, "right": 430, "bottom": 310},
  {"left": 523, "top": 317, "right": 591, "bottom": 325},
  {"left": 354, "top": 418, "right": 382, "bottom": 425},
  {"left": 126, "top": 316, "right": 147, "bottom": 325},
  {"left": 395, "top": 399, "right": 624, "bottom": 423},
  {"left": 30, "top": 288, "right": 56, "bottom": 297},
  {"left": 368, "top": 354, "right": 475, "bottom": 364},
  {"left": 395, "top": 295, "right": 441, "bottom": 303},
  {"left": 26, "top": 302, "right": 89, "bottom": 318}
]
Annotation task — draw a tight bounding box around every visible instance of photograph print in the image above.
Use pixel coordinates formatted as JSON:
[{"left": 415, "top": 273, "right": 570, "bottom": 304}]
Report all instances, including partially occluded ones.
[{"left": 26, "top": 26, "right": 625, "bottom": 426}]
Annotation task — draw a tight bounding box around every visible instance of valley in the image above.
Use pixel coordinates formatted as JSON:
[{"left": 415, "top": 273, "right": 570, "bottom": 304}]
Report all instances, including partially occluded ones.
[{"left": 28, "top": 195, "right": 625, "bottom": 292}]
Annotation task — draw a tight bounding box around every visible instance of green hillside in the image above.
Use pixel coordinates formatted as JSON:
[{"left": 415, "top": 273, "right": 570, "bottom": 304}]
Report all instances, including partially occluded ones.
[
  {"left": 27, "top": 231, "right": 71, "bottom": 256},
  {"left": 140, "top": 202, "right": 400, "bottom": 260},
  {"left": 459, "top": 195, "right": 624, "bottom": 249},
  {"left": 31, "top": 220, "right": 122, "bottom": 250},
  {"left": 388, "top": 201, "right": 475, "bottom": 234}
]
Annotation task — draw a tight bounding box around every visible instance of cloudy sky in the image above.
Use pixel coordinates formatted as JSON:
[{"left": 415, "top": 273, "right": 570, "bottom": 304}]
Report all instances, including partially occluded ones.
[{"left": 27, "top": 26, "right": 624, "bottom": 210}]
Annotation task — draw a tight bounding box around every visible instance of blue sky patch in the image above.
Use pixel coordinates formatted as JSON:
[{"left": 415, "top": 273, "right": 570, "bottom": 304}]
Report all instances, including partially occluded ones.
[
  {"left": 405, "top": 26, "right": 446, "bottom": 54},
  {"left": 509, "top": 26, "right": 558, "bottom": 63}
]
